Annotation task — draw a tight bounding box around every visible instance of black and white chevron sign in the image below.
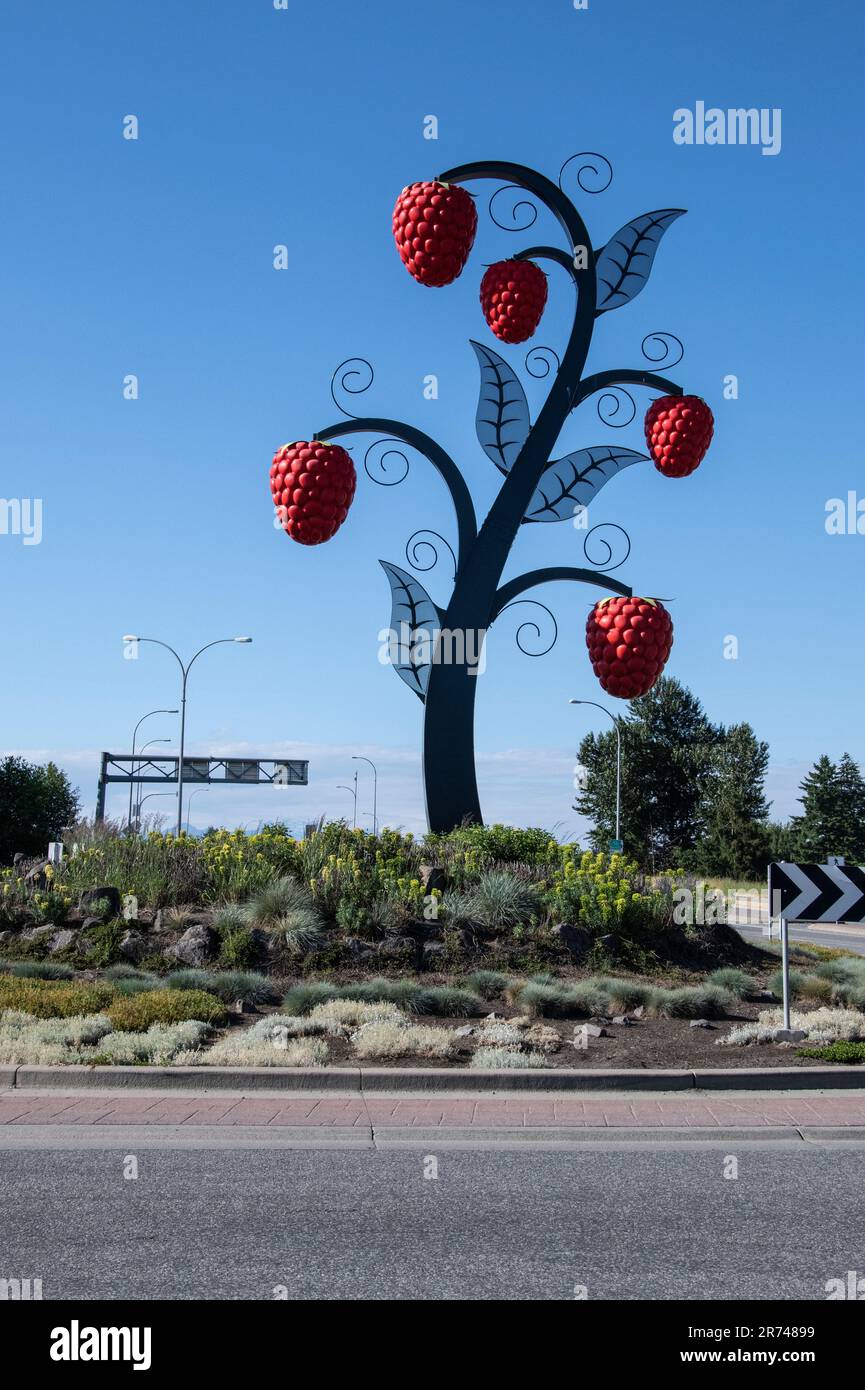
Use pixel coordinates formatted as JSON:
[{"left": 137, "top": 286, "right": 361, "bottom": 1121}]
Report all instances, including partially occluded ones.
[{"left": 769, "top": 862, "right": 865, "bottom": 923}]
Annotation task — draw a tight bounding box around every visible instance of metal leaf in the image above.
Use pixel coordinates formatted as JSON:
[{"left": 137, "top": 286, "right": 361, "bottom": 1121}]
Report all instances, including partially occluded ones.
[
  {"left": 471, "top": 340, "right": 530, "bottom": 474},
  {"left": 595, "top": 209, "right": 685, "bottom": 313},
  {"left": 379, "top": 561, "right": 441, "bottom": 701},
  {"left": 523, "top": 446, "right": 648, "bottom": 523}
]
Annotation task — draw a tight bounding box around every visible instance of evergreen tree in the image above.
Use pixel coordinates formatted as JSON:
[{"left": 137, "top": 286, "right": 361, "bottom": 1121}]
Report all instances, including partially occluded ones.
[
  {"left": 694, "top": 723, "right": 771, "bottom": 878},
  {"left": 834, "top": 753, "right": 865, "bottom": 862},
  {"left": 0, "top": 757, "right": 80, "bottom": 864},
  {"left": 792, "top": 756, "right": 847, "bottom": 861}
]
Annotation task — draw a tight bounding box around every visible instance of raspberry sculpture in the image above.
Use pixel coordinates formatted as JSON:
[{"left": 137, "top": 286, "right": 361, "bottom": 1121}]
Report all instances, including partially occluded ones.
[
  {"left": 480, "top": 259, "right": 548, "bottom": 344},
  {"left": 392, "top": 181, "right": 477, "bottom": 287},
  {"left": 270, "top": 441, "right": 356, "bottom": 546},
  {"left": 585, "top": 596, "right": 673, "bottom": 699},
  {"left": 644, "top": 394, "right": 714, "bottom": 478}
]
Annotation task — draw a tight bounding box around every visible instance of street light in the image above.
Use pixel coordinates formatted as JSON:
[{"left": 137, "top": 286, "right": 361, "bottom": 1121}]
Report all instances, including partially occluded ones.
[
  {"left": 351, "top": 756, "right": 378, "bottom": 836},
  {"left": 185, "top": 787, "right": 208, "bottom": 834},
  {"left": 134, "top": 738, "right": 173, "bottom": 825},
  {"left": 336, "top": 772, "right": 358, "bottom": 829},
  {"left": 135, "top": 795, "right": 174, "bottom": 822},
  {"left": 123, "top": 635, "right": 252, "bottom": 834},
  {"left": 127, "top": 708, "right": 178, "bottom": 827},
  {"left": 569, "top": 698, "right": 622, "bottom": 848}
]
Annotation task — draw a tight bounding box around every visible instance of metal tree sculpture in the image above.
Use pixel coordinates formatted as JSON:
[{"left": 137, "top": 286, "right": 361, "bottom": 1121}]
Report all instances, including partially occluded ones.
[{"left": 279, "top": 153, "right": 712, "bottom": 832}]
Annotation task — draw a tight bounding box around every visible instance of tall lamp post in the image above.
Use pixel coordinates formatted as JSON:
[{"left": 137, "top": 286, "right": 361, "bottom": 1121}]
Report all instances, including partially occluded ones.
[
  {"left": 185, "top": 788, "right": 207, "bottom": 834},
  {"left": 136, "top": 791, "right": 175, "bottom": 829},
  {"left": 133, "top": 737, "right": 173, "bottom": 827},
  {"left": 336, "top": 772, "right": 358, "bottom": 829},
  {"left": 123, "top": 635, "right": 252, "bottom": 834},
  {"left": 351, "top": 756, "right": 378, "bottom": 837},
  {"left": 128, "top": 709, "right": 178, "bottom": 827},
  {"left": 569, "top": 698, "right": 622, "bottom": 848}
]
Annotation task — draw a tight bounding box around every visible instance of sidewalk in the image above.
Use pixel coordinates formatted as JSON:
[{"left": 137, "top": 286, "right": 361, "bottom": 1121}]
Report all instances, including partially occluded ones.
[{"left": 2, "top": 1087, "right": 865, "bottom": 1133}]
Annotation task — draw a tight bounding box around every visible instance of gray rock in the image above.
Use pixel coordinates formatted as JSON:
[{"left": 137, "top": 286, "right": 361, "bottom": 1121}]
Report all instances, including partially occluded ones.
[
  {"left": 376, "top": 936, "right": 415, "bottom": 960},
  {"left": 485, "top": 1012, "right": 501, "bottom": 1021},
  {"left": 772, "top": 1027, "right": 807, "bottom": 1043},
  {"left": 20, "top": 925, "right": 55, "bottom": 943},
  {"left": 577, "top": 1023, "right": 606, "bottom": 1039},
  {"left": 80, "top": 886, "right": 122, "bottom": 918},
  {"left": 230, "top": 997, "right": 257, "bottom": 1016},
  {"left": 119, "top": 930, "right": 148, "bottom": 963},
  {"left": 47, "top": 928, "right": 77, "bottom": 954},
  {"left": 422, "top": 941, "right": 445, "bottom": 958},
  {"left": 166, "top": 923, "right": 217, "bottom": 967},
  {"left": 0, "top": 930, "right": 12, "bottom": 946},
  {"left": 611, "top": 1015, "right": 632, "bottom": 1026},
  {"left": 632, "top": 1005, "right": 645, "bottom": 1019},
  {"left": 454, "top": 1025, "right": 474, "bottom": 1038},
  {"left": 689, "top": 1018, "right": 713, "bottom": 1029},
  {"left": 550, "top": 922, "right": 592, "bottom": 961}
]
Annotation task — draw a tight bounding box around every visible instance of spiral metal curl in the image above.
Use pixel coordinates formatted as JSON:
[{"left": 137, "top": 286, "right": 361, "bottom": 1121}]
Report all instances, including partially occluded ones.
[
  {"left": 596, "top": 387, "right": 637, "bottom": 428},
  {"left": 330, "top": 356, "right": 374, "bottom": 419},
  {"left": 498, "top": 599, "right": 558, "bottom": 657},
  {"left": 488, "top": 185, "right": 539, "bottom": 233},
  {"left": 363, "top": 438, "right": 409, "bottom": 487},
  {"left": 582, "top": 523, "right": 631, "bottom": 572},
  {"left": 405, "top": 529, "right": 456, "bottom": 578},
  {"left": 525, "top": 346, "right": 560, "bottom": 379},
  {"left": 641, "top": 332, "right": 684, "bottom": 371},
  {"left": 558, "top": 152, "right": 613, "bottom": 196}
]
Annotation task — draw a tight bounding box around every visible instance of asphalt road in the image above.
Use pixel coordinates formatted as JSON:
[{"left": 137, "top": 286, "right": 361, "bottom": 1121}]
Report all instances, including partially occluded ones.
[
  {"left": 2, "top": 1144, "right": 864, "bottom": 1300},
  {"left": 737, "top": 922, "right": 865, "bottom": 955}
]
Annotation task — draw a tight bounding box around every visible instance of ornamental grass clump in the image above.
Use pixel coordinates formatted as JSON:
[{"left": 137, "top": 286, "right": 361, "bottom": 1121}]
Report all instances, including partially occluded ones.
[
  {"left": 767, "top": 969, "right": 832, "bottom": 1003},
  {"left": 707, "top": 968, "right": 755, "bottom": 1000},
  {"left": 165, "top": 969, "right": 279, "bottom": 1006},
  {"left": 648, "top": 984, "right": 734, "bottom": 1019},
  {"left": 0, "top": 960, "right": 75, "bottom": 981},
  {"left": 466, "top": 970, "right": 514, "bottom": 1001},
  {"left": 448, "top": 870, "right": 540, "bottom": 930}
]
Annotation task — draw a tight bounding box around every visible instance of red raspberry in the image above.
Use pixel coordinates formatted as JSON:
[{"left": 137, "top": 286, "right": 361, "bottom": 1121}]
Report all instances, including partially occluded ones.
[
  {"left": 269, "top": 441, "right": 356, "bottom": 546},
  {"left": 392, "top": 180, "right": 477, "bottom": 287},
  {"left": 480, "top": 259, "right": 548, "bottom": 344},
  {"left": 585, "top": 596, "right": 673, "bottom": 700},
  {"left": 644, "top": 395, "right": 714, "bottom": 478}
]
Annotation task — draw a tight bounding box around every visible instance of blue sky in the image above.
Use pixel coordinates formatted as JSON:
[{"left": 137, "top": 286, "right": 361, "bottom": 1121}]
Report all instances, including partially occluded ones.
[{"left": 1, "top": 0, "right": 863, "bottom": 838}]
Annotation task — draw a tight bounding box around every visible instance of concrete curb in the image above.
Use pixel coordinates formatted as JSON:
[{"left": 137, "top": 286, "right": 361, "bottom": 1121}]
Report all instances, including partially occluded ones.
[{"left": 6, "top": 1063, "right": 865, "bottom": 1092}]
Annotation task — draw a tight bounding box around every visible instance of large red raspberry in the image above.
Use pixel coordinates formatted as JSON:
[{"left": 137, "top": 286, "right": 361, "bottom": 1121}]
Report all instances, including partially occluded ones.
[
  {"left": 586, "top": 596, "right": 673, "bottom": 700},
  {"left": 644, "top": 395, "right": 714, "bottom": 478},
  {"left": 392, "top": 181, "right": 477, "bottom": 287},
  {"left": 480, "top": 259, "right": 548, "bottom": 344},
  {"left": 269, "top": 441, "right": 356, "bottom": 546}
]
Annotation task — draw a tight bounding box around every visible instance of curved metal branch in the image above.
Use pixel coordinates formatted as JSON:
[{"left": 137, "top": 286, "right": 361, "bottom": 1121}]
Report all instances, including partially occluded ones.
[
  {"left": 513, "top": 245, "right": 577, "bottom": 276},
  {"left": 314, "top": 417, "right": 477, "bottom": 568},
  {"left": 491, "top": 566, "right": 631, "bottom": 622},
  {"left": 438, "top": 162, "right": 592, "bottom": 262},
  {"left": 575, "top": 368, "right": 682, "bottom": 407}
]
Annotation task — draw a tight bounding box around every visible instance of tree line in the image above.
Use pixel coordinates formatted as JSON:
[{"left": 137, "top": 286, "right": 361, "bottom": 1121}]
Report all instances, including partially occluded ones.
[{"left": 574, "top": 678, "right": 865, "bottom": 878}]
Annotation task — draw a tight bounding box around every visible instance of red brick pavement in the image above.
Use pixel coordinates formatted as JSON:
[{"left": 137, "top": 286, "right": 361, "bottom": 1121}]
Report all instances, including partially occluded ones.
[{"left": 1, "top": 1090, "right": 864, "bottom": 1130}]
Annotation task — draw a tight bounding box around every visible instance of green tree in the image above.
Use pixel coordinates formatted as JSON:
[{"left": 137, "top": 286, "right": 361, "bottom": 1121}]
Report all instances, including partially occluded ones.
[
  {"left": 575, "top": 678, "right": 719, "bottom": 868},
  {"left": 791, "top": 753, "right": 865, "bottom": 863},
  {"left": 694, "top": 723, "right": 771, "bottom": 879},
  {"left": 0, "top": 757, "right": 80, "bottom": 864}
]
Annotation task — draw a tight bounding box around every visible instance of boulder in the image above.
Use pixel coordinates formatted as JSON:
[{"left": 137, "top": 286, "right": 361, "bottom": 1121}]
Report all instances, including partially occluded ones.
[
  {"left": 689, "top": 1018, "right": 713, "bottom": 1030},
  {"left": 24, "top": 859, "right": 50, "bottom": 888},
  {"left": 166, "top": 923, "right": 217, "bottom": 967},
  {"left": 20, "top": 925, "right": 55, "bottom": 943},
  {"left": 47, "top": 928, "right": 77, "bottom": 954},
  {"left": 576, "top": 1022, "right": 606, "bottom": 1039},
  {"left": 550, "top": 922, "right": 591, "bottom": 962},
  {"left": 772, "top": 1027, "right": 807, "bottom": 1043},
  {"left": 80, "top": 886, "right": 122, "bottom": 919},
  {"left": 119, "top": 930, "right": 149, "bottom": 963}
]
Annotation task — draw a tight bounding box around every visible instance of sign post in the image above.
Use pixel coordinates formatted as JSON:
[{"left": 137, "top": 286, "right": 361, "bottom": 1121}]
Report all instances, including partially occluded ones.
[{"left": 769, "top": 861, "right": 865, "bottom": 1033}]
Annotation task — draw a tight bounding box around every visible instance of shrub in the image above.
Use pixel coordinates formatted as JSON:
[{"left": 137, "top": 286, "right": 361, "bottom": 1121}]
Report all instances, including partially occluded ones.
[
  {"left": 0, "top": 960, "right": 74, "bottom": 980},
  {"left": 467, "top": 970, "right": 513, "bottom": 1001},
  {"left": 470, "top": 1046, "right": 548, "bottom": 1069},
  {"left": 211, "top": 906, "right": 259, "bottom": 969},
  {"left": 451, "top": 870, "right": 539, "bottom": 930},
  {"left": 512, "top": 980, "right": 592, "bottom": 1018},
  {"left": 768, "top": 969, "right": 832, "bottom": 1003},
  {"left": 649, "top": 985, "right": 733, "bottom": 1020},
  {"left": 589, "top": 976, "right": 656, "bottom": 1012},
  {"left": 351, "top": 1020, "right": 458, "bottom": 1060},
  {"left": 707, "top": 968, "right": 754, "bottom": 1000},
  {"left": 798, "top": 1041, "right": 865, "bottom": 1064},
  {"left": 166, "top": 969, "right": 278, "bottom": 1006},
  {"left": 95, "top": 1021, "right": 210, "bottom": 1065},
  {"left": 107, "top": 988, "right": 227, "bottom": 1031},
  {"left": 79, "top": 918, "right": 126, "bottom": 966},
  {"left": 282, "top": 982, "right": 342, "bottom": 1015},
  {"left": 183, "top": 1035, "right": 328, "bottom": 1068},
  {"left": 0, "top": 977, "right": 115, "bottom": 1018},
  {"left": 720, "top": 1006, "right": 865, "bottom": 1046},
  {"left": 0, "top": 1010, "right": 112, "bottom": 1048},
  {"left": 103, "top": 963, "right": 153, "bottom": 981},
  {"left": 547, "top": 849, "right": 671, "bottom": 935},
  {"left": 245, "top": 877, "right": 317, "bottom": 928},
  {"left": 416, "top": 985, "right": 484, "bottom": 1017}
]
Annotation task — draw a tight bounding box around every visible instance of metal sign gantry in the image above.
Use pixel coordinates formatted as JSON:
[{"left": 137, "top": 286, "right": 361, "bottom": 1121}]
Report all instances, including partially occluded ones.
[{"left": 95, "top": 753, "right": 309, "bottom": 821}]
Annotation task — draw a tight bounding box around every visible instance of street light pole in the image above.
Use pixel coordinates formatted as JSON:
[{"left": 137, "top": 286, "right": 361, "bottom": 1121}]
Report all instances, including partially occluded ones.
[
  {"left": 351, "top": 756, "right": 378, "bottom": 836},
  {"left": 337, "top": 773, "right": 358, "bottom": 829},
  {"left": 136, "top": 791, "right": 175, "bottom": 829},
  {"left": 127, "top": 709, "right": 178, "bottom": 827},
  {"left": 185, "top": 788, "right": 207, "bottom": 834},
  {"left": 123, "top": 635, "right": 252, "bottom": 835},
  {"left": 133, "top": 738, "right": 172, "bottom": 827},
  {"left": 569, "top": 698, "right": 622, "bottom": 847}
]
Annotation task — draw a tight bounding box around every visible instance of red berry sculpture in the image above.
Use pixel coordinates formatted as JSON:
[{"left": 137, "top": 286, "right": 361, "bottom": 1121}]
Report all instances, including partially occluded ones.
[
  {"left": 480, "top": 259, "right": 548, "bottom": 344},
  {"left": 586, "top": 596, "right": 673, "bottom": 699},
  {"left": 392, "top": 181, "right": 477, "bottom": 287},
  {"left": 270, "top": 441, "right": 356, "bottom": 546},
  {"left": 644, "top": 394, "right": 714, "bottom": 478}
]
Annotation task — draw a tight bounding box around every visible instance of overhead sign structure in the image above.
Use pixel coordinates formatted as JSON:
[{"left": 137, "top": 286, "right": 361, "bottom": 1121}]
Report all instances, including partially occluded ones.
[
  {"left": 768, "top": 862, "right": 865, "bottom": 925},
  {"left": 95, "top": 753, "right": 309, "bottom": 821}
]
